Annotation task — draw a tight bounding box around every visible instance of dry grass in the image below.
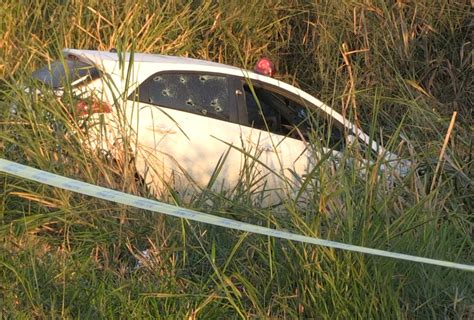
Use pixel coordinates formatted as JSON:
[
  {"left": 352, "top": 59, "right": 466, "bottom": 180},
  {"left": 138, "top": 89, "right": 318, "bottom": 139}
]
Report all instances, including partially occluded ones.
[{"left": 0, "top": 0, "right": 472, "bottom": 318}]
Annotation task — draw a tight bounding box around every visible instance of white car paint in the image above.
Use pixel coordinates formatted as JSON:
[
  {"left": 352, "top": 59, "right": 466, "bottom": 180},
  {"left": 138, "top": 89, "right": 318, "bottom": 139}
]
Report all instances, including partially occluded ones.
[{"left": 35, "top": 49, "right": 408, "bottom": 204}]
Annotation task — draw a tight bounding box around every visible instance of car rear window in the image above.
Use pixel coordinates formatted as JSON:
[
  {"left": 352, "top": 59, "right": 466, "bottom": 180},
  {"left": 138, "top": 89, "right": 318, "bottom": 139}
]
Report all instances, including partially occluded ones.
[{"left": 32, "top": 59, "right": 101, "bottom": 89}]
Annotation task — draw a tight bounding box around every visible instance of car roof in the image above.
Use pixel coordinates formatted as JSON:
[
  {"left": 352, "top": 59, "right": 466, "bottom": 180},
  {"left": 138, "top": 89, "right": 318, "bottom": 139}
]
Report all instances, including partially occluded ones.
[
  {"left": 62, "top": 49, "right": 286, "bottom": 93},
  {"left": 63, "top": 48, "right": 243, "bottom": 74}
]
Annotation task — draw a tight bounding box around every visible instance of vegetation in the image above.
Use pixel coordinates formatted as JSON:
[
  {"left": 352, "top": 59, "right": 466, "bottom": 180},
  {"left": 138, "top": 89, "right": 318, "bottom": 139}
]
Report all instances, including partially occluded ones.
[{"left": 0, "top": 0, "right": 472, "bottom": 318}]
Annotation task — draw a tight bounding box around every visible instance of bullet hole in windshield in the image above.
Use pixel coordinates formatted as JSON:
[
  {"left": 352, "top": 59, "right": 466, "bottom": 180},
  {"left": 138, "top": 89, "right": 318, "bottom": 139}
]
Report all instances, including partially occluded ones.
[
  {"left": 201, "top": 109, "right": 207, "bottom": 115},
  {"left": 162, "top": 88, "right": 171, "bottom": 96},
  {"left": 179, "top": 76, "right": 187, "bottom": 84},
  {"left": 210, "top": 98, "right": 222, "bottom": 112},
  {"left": 199, "top": 75, "right": 219, "bottom": 82},
  {"left": 153, "top": 76, "right": 163, "bottom": 82},
  {"left": 186, "top": 99, "right": 194, "bottom": 106}
]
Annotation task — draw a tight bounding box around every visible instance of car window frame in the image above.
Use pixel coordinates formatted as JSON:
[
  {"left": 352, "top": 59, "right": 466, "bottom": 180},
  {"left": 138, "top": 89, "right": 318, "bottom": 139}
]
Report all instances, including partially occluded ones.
[{"left": 128, "top": 71, "right": 242, "bottom": 124}]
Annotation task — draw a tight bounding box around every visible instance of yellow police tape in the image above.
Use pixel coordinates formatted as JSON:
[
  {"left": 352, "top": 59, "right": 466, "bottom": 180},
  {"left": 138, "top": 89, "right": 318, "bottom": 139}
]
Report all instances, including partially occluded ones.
[{"left": 0, "top": 158, "right": 472, "bottom": 272}]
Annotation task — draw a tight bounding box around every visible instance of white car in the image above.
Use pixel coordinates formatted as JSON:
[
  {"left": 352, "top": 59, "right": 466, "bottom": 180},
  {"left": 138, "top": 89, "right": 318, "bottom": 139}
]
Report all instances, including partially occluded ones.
[{"left": 31, "top": 49, "right": 409, "bottom": 204}]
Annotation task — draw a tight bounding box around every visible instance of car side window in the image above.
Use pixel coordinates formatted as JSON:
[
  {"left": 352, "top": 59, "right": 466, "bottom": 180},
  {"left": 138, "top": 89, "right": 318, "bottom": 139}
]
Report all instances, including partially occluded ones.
[
  {"left": 132, "top": 73, "right": 231, "bottom": 121},
  {"left": 243, "top": 82, "right": 345, "bottom": 150}
]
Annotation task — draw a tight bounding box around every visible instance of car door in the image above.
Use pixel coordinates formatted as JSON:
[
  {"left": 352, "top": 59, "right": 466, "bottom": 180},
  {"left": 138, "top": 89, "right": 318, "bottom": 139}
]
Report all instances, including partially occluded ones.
[
  {"left": 234, "top": 78, "right": 346, "bottom": 201},
  {"left": 125, "top": 71, "right": 245, "bottom": 197}
]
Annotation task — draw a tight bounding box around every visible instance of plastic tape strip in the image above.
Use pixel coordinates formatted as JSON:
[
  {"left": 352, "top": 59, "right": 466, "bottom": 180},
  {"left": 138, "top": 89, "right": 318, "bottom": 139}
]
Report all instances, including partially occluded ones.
[{"left": 0, "top": 159, "right": 472, "bottom": 272}]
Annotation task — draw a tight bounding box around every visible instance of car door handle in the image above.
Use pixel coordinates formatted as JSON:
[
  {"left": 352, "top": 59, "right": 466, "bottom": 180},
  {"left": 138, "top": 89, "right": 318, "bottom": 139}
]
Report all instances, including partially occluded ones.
[{"left": 147, "top": 125, "right": 177, "bottom": 134}]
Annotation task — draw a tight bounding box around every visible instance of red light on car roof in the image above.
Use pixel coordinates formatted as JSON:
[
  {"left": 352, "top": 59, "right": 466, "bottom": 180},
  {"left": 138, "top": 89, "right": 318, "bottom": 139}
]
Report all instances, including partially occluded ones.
[{"left": 254, "top": 57, "right": 275, "bottom": 77}]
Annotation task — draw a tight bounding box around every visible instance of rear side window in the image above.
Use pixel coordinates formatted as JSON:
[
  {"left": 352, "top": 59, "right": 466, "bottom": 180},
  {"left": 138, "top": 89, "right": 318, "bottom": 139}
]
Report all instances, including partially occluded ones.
[
  {"left": 131, "top": 73, "right": 231, "bottom": 121},
  {"left": 32, "top": 59, "right": 101, "bottom": 89}
]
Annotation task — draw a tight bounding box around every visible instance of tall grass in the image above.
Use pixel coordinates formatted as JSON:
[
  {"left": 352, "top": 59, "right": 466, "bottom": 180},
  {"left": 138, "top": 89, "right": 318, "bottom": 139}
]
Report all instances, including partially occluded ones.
[{"left": 1, "top": 0, "right": 472, "bottom": 318}]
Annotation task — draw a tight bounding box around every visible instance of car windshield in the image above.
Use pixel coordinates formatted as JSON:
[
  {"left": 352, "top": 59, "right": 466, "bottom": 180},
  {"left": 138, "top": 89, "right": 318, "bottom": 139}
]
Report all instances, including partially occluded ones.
[{"left": 32, "top": 59, "right": 101, "bottom": 89}]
